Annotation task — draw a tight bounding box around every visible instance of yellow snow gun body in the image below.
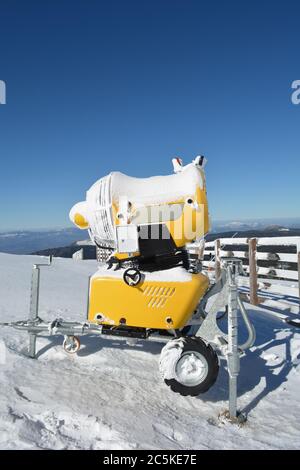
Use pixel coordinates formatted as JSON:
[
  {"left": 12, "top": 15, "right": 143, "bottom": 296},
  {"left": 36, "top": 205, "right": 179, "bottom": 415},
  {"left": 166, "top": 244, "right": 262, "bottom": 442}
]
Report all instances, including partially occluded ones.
[
  {"left": 70, "top": 156, "right": 210, "bottom": 330},
  {"left": 88, "top": 268, "right": 209, "bottom": 330}
]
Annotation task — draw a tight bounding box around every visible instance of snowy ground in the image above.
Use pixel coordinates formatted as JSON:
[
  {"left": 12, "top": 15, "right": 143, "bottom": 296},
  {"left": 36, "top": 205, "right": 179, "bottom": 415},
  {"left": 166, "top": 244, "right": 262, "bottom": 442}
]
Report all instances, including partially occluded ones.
[
  {"left": 238, "top": 276, "right": 300, "bottom": 317},
  {"left": 0, "top": 253, "right": 300, "bottom": 450}
]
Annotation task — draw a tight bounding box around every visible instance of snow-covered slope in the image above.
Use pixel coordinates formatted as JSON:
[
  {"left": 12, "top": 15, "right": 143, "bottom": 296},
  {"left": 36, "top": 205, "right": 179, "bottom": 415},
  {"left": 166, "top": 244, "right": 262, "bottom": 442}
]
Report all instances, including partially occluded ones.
[{"left": 0, "top": 253, "right": 299, "bottom": 450}]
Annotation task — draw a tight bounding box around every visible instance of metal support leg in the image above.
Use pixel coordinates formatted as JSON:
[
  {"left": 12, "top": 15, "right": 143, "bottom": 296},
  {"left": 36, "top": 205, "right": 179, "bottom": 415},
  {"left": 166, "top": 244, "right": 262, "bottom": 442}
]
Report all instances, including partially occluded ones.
[
  {"left": 28, "top": 333, "right": 37, "bottom": 359},
  {"left": 28, "top": 265, "right": 40, "bottom": 358},
  {"left": 196, "top": 258, "right": 255, "bottom": 423},
  {"left": 27, "top": 257, "right": 52, "bottom": 358},
  {"left": 227, "top": 266, "right": 239, "bottom": 420}
]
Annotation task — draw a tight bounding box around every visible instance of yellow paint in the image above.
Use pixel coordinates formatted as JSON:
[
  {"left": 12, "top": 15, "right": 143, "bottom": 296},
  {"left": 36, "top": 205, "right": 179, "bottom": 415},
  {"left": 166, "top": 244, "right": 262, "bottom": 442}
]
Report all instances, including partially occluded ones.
[
  {"left": 73, "top": 213, "right": 89, "bottom": 229},
  {"left": 88, "top": 272, "right": 209, "bottom": 329},
  {"left": 166, "top": 187, "right": 209, "bottom": 248},
  {"left": 114, "top": 252, "right": 140, "bottom": 260},
  {"left": 110, "top": 177, "right": 209, "bottom": 259},
  {"left": 111, "top": 183, "right": 209, "bottom": 257}
]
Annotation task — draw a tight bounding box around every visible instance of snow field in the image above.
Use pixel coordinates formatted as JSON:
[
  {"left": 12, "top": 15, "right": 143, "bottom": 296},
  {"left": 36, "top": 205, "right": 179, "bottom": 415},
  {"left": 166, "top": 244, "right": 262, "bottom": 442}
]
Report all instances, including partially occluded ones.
[{"left": 0, "top": 253, "right": 299, "bottom": 449}]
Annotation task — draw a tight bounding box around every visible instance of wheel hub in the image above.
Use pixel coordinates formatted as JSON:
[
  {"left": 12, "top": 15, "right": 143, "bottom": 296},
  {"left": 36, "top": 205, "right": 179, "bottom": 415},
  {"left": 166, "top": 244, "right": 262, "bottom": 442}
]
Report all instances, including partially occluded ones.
[{"left": 175, "top": 351, "right": 208, "bottom": 387}]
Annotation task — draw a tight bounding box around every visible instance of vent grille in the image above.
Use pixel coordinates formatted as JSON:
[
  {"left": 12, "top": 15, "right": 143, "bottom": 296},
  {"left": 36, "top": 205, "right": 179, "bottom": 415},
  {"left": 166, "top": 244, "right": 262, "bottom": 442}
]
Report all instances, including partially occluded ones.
[{"left": 143, "top": 285, "right": 176, "bottom": 308}]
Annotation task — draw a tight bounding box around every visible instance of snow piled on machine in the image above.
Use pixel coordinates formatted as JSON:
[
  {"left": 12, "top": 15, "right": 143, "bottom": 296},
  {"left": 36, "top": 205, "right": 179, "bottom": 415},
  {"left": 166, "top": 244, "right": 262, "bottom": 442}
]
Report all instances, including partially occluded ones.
[
  {"left": 0, "top": 253, "right": 300, "bottom": 450},
  {"left": 92, "top": 265, "right": 192, "bottom": 282},
  {"left": 110, "top": 164, "right": 204, "bottom": 206}
]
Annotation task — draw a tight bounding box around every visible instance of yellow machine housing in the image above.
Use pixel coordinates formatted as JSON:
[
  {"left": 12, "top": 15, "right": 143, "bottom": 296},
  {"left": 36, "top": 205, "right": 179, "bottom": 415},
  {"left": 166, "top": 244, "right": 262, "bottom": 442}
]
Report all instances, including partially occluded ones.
[{"left": 88, "top": 268, "right": 209, "bottom": 330}]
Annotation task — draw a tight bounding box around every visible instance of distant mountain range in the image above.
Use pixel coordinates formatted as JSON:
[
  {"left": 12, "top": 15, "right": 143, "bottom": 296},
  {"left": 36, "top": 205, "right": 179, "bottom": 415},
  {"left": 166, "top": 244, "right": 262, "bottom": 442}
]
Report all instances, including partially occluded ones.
[
  {"left": 211, "top": 217, "right": 300, "bottom": 233},
  {"left": 206, "top": 227, "right": 300, "bottom": 243},
  {"left": 33, "top": 244, "right": 97, "bottom": 259},
  {"left": 0, "top": 217, "right": 299, "bottom": 255},
  {"left": 0, "top": 228, "right": 88, "bottom": 255}
]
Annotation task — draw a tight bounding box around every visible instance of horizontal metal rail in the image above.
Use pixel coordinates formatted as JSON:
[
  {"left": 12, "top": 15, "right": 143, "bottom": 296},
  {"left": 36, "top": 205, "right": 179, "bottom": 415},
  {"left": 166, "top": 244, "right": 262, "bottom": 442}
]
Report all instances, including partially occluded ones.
[{"left": 0, "top": 318, "right": 171, "bottom": 344}]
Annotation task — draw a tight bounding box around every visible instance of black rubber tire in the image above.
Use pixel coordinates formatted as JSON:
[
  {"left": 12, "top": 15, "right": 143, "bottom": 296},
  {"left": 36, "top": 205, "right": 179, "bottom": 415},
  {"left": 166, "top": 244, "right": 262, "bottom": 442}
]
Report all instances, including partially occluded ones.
[{"left": 164, "top": 337, "right": 219, "bottom": 396}]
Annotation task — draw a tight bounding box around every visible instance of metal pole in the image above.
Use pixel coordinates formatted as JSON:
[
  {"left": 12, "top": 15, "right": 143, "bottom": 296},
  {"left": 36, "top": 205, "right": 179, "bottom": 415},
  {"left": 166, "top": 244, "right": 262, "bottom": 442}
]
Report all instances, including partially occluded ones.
[
  {"left": 28, "top": 265, "right": 40, "bottom": 358},
  {"left": 249, "top": 238, "right": 258, "bottom": 305},
  {"left": 215, "top": 239, "right": 221, "bottom": 281},
  {"left": 227, "top": 265, "right": 240, "bottom": 420}
]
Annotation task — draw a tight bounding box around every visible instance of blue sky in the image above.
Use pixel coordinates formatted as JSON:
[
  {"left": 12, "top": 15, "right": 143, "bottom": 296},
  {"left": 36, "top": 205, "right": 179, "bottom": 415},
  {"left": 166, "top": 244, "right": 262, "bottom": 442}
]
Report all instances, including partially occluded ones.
[{"left": 0, "top": 0, "right": 299, "bottom": 230}]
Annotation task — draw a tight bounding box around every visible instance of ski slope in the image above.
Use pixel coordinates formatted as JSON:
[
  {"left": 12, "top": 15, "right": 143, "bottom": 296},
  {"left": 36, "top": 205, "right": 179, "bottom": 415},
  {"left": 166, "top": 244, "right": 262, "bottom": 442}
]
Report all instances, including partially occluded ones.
[{"left": 0, "top": 253, "right": 299, "bottom": 450}]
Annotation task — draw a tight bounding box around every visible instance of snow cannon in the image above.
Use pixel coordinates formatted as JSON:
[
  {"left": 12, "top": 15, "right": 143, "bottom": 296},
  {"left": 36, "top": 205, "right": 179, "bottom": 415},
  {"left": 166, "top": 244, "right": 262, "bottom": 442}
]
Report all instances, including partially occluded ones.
[
  {"left": 1, "top": 154, "right": 256, "bottom": 416},
  {"left": 69, "top": 157, "right": 211, "bottom": 329},
  {"left": 67, "top": 156, "right": 229, "bottom": 397}
]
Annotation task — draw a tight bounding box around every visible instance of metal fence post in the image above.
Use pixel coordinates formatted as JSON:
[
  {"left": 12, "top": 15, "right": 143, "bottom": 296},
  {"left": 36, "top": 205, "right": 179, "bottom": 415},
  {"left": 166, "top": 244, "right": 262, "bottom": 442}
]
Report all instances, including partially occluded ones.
[
  {"left": 215, "top": 239, "right": 221, "bottom": 281},
  {"left": 249, "top": 238, "right": 258, "bottom": 305}
]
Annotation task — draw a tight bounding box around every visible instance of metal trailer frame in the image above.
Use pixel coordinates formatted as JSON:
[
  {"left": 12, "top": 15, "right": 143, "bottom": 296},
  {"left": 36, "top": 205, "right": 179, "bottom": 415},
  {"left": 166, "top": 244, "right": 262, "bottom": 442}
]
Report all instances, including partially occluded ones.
[{"left": 0, "top": 257, "right": 255, "bottom": 422}]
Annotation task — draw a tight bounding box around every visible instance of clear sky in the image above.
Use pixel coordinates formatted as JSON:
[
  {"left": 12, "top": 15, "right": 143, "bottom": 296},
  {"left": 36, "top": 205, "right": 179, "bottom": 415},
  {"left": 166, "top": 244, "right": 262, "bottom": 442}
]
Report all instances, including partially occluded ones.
[{"left": 0, "top": 0, "right": 299, "bottom": 230}]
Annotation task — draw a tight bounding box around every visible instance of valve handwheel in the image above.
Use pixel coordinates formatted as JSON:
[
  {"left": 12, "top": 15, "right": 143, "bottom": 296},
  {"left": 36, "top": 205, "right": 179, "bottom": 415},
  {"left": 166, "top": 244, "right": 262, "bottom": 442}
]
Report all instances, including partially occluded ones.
[{"left": 123, "top": 268, "right": 142, "bottom": 286}]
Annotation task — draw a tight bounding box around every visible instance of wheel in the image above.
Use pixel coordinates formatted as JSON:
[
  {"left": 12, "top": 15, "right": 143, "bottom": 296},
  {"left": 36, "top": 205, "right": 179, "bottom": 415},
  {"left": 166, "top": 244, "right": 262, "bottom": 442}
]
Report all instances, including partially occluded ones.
[
  {"left": 159, "top": 337, "right": 219, "bottom": 396},
  {"left": 63, "top": 335, "right": 81, "bottom": 354}
]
